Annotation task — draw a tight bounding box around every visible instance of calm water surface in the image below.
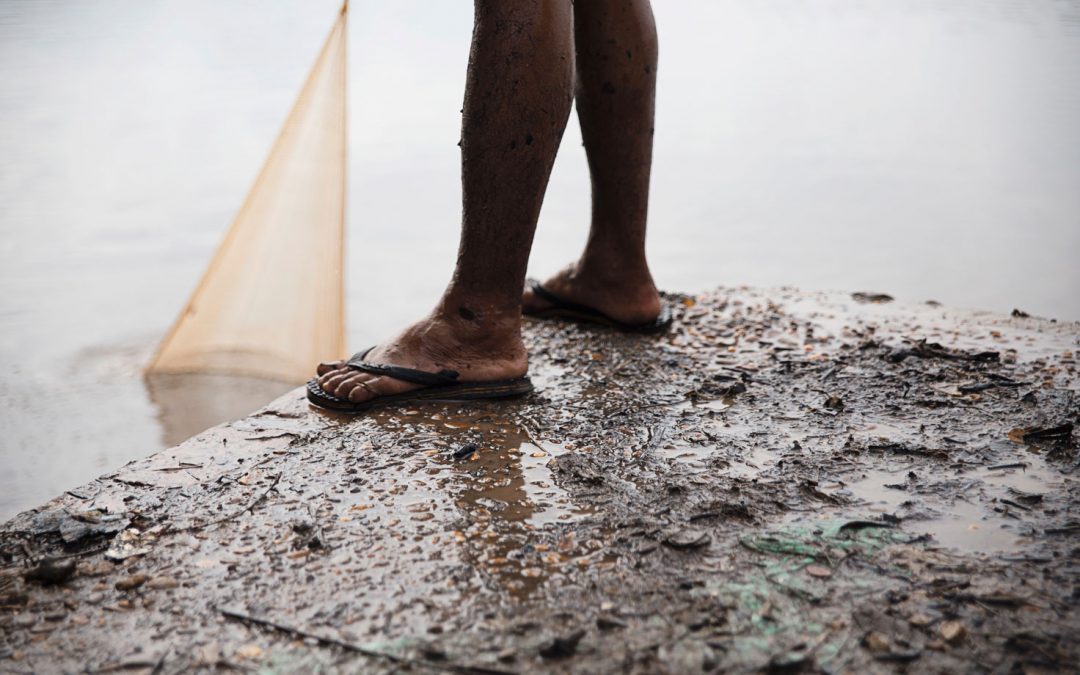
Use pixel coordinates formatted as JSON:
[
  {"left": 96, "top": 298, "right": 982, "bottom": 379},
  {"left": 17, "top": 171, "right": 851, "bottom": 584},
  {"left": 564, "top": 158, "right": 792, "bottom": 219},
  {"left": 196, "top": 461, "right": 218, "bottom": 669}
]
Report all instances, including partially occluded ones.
[{"left": 2, "top": 0, "right": 1078, "bottom": 520}]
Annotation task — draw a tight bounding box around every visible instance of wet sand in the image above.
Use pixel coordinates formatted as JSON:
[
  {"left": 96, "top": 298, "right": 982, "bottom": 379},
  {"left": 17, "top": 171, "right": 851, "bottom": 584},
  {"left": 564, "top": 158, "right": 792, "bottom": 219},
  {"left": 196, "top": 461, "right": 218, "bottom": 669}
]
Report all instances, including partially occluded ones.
[{"left": 1, "top": 287, "right": 1078, "bottom": 673}]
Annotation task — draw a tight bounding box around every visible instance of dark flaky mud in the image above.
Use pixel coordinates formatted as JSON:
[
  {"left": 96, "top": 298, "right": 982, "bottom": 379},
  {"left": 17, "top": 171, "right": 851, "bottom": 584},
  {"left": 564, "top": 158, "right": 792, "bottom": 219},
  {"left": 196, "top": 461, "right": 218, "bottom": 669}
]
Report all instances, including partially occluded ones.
[{"left": 2, "top": 288, "right": 1078, "bottom": 674}]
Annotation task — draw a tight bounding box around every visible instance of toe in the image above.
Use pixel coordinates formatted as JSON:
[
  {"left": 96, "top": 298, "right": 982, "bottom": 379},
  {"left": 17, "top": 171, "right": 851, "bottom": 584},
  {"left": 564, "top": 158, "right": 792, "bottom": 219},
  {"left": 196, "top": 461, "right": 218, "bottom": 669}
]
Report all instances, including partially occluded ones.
[
  {"left": 317, "top": 370, "right": 338, "bottom": 390},
  {"left": 315, "top": 365, "right": 345, "bottom": 386},
  {"left": 333, "top": 372, "right": 372, "bottom": 399},
  {"left": 358, "top": 375, "right": 416, "bottom": 399},
  {"left": 320, "top": 370, "right": 356, "bottom": 395},
  {"left": 316, "top": 360, "right": 345, "bottom": 376},
  {"left": 318, "top": 365, "right": 355, "bottom": 389},
  {"left": 347, "top": 379, "right": 375, "bottom": 402}
]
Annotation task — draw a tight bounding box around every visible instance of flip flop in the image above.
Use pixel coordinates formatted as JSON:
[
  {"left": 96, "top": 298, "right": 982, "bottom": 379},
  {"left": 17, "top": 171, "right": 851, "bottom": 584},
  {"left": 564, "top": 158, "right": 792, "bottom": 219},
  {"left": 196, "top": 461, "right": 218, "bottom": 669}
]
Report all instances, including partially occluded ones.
[
  {"left": 523, "top": 279, "right": 673, "bottom": 334},
  {"left": 306, "top": 347, "right": 533, "bottom": 414}
]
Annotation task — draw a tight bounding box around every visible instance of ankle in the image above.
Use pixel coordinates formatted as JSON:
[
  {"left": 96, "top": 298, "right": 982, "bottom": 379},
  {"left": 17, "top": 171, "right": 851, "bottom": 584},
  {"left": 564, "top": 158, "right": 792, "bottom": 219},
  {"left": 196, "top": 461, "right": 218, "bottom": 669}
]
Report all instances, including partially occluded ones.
[
  {"left": 431, "top": 295, "right": 523, "bottom": 348},
  {"left": 530, "top": 260, "right": 661, "bottom": 325},
  {"left": 574, "top": 254, "right": 656, "bottom": 291}
]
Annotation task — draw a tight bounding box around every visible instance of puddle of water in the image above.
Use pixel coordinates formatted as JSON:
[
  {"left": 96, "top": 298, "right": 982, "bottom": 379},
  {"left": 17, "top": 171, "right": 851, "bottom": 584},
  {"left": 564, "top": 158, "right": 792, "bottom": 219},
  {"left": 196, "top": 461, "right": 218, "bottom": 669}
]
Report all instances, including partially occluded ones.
[
  {"left": 450, "top": 438, "right": 591, "bottom": 528},
  {"left": 832, "top": 453, "right": 1066, "bottom": 554},
  {"left": 857, "top": 420, "right": 914, "bottom": 443},
  {"left": 675, "top": 397, "right": 735, "bottom": 415},
  {"left": 346, "top": 406, "right": 601, "bottom": 599},
  {"left": 786, "top": 293, "right": 1080, "bottom": 365},
  {"left": 726, "top": 446, "right": 778, "bottom": 480},
  {"left": 521, "top": 441, "right": 591, "bottom": 525},
  {"left": 699, "top": 398, "right": 736, "bottom": 412},
  {"left": 658, "top": 436, "right": 777, "bottom": 479},
  {"left": 659, "top": 444, "right": 713, "bottom": 468}
]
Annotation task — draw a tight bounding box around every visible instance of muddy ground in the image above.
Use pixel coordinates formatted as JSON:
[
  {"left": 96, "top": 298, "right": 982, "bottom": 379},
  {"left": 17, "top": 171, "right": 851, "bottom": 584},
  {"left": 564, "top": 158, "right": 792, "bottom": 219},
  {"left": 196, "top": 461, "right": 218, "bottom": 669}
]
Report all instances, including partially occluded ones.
[{"left": 1, "top": 287, "right": 1078, "bottom": 674}]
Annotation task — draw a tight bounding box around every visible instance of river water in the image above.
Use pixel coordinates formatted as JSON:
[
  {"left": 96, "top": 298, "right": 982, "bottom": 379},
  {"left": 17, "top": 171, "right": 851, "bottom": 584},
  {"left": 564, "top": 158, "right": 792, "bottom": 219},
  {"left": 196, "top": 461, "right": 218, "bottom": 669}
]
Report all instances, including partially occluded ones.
[{"left": 1, "top": 0, "right": 1078, "bottom": 521}]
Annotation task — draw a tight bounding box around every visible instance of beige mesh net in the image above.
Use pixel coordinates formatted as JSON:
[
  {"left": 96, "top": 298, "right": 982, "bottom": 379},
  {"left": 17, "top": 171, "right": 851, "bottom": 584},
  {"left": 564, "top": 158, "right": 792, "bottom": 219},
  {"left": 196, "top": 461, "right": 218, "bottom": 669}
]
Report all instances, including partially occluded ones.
[{"left": 148, "top": 5, "right": 348, "bottom": 384}]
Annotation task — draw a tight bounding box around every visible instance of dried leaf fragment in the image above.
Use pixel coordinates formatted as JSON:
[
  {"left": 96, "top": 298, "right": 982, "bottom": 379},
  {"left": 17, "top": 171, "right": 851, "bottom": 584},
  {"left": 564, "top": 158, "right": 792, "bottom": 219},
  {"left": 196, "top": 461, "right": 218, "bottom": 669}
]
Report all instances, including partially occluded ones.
[
  {"left": 864, "top": 631, "right": 891, "bottom": 653},
  {"left": 114, "top": 573, "right": 149, "bottom": 591},
  {"left": 940, "top": 620, "right": 966, "bottom": 644}
]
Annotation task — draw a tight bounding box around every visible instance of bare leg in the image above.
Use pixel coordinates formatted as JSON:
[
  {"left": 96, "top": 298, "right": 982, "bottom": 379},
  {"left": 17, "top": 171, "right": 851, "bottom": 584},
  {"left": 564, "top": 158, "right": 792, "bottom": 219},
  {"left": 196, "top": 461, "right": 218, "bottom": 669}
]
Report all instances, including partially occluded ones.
[
  {"left": 523, "top": 0, "right": 661, "bottom": 325},
  {"left": 316, "top": 0, "right": 574, "bottom": 403}
]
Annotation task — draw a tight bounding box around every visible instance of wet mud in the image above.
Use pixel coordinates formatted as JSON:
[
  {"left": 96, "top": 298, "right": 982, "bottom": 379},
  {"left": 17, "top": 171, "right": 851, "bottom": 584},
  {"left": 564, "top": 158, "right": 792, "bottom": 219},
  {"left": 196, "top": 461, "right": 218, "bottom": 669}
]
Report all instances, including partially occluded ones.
[{"left": 2, "top": 287, "right": 1078, "bottom": 673}]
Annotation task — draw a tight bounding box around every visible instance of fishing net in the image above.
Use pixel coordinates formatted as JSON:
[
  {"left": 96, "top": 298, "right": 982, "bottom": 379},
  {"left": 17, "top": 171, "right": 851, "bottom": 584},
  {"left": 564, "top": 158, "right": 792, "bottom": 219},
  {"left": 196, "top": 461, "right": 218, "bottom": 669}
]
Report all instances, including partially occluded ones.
[{"left": 148, "top": 6, "right": 348, "bottom": 384}]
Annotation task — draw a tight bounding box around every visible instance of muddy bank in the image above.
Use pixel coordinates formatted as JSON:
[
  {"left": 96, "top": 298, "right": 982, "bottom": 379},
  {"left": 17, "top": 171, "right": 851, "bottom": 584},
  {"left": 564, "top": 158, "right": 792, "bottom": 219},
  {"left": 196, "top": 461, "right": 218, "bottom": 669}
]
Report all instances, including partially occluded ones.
[{"left": 1, "top": 287, "right": 1077, "bottom": 674}]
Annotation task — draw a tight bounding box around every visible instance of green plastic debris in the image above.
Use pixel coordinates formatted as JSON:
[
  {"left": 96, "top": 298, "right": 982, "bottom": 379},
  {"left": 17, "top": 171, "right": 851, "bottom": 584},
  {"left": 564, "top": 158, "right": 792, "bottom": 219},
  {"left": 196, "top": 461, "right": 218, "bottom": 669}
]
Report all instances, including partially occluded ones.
[{"left": 740, "top": 519, "right": 909, "bottom": 562}]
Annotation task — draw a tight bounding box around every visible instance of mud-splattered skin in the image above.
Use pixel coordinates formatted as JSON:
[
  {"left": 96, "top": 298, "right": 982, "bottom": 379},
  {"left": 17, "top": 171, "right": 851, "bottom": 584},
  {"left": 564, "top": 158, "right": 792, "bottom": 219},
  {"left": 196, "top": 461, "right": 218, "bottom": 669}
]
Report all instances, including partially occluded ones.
[
  {"left": 456, "top": 0, "right": 574, "bottom": 303},
  {"left": 2, "top": 288, "right": 1078, "bottom": 673},
  {"left": 317, "top": 1, "right": 576, "bottom": 409},
  {"left": 317, "top": 0, "right": 664, "bottom": 409}
]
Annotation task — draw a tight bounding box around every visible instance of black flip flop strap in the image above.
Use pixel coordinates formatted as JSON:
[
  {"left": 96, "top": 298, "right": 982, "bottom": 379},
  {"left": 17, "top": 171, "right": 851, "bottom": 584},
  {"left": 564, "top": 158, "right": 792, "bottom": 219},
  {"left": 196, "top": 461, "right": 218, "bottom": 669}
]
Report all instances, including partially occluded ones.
[
  {"left": 345, "top": 347, "right": 460, "bottom": 386},
  {"left": 528, "top": 280, "right": 610, "bottom": 322}
]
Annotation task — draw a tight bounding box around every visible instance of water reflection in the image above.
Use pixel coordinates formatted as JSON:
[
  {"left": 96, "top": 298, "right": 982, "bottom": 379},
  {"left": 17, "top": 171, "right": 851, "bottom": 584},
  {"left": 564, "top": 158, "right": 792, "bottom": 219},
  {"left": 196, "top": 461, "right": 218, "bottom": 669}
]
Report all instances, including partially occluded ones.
[
  {"left": 144, "top": 374, "right": 294, "bottom": 447},
  {"left": 366, "top": 407, "right": 600, "bottom": 599},
  {"left": 836, "top": 442, "right": 1067, "bottom": 554}
]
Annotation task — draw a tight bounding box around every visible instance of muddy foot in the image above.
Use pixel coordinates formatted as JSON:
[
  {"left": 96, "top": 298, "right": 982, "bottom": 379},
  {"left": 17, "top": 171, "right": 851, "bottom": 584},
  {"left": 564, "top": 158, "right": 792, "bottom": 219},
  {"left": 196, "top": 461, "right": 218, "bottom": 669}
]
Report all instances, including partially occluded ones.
[
  {"left": 523, "top": 263, "right": 661, "bottom": 326},
  {"left": 315, "top": 312, "right": 527, "bottom": 404}
]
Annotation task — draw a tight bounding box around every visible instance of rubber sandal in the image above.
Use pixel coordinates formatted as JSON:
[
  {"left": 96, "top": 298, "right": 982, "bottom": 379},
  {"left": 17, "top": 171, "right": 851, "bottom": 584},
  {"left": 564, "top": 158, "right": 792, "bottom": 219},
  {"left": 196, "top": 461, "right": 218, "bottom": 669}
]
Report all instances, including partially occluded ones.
[
  {"left": 306, "top": 347, "right": 533, "bottom": 414},
  {"left": 523, "top": 279, "right": 673, "bottom": 334}
]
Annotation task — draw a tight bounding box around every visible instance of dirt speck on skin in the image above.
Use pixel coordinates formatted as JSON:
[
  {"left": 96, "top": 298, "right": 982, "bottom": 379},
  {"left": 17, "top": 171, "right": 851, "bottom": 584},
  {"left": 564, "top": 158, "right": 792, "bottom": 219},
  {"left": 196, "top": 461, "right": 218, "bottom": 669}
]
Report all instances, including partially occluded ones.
[{"left": 1, "top": 287, "right": 1078, "bottom": 673}]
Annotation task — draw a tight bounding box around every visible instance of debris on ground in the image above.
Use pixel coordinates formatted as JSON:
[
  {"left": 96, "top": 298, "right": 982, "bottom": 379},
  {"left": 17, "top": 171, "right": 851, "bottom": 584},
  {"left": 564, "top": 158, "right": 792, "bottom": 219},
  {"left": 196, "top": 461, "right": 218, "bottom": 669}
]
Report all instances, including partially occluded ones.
[{"left": 1, "top": 287, "right": 1077, "bottom": 673}]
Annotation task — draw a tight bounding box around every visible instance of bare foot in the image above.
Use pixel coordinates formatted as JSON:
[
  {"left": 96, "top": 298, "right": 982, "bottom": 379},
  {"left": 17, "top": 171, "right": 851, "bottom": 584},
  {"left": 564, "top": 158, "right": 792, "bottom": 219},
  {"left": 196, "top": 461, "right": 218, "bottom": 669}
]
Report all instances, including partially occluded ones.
[
  {"left": 522, "top": 261, "right": 661, "bottom": 325},
  {"left": 314, "top": 309, "right": 527, "bottom": 404}
]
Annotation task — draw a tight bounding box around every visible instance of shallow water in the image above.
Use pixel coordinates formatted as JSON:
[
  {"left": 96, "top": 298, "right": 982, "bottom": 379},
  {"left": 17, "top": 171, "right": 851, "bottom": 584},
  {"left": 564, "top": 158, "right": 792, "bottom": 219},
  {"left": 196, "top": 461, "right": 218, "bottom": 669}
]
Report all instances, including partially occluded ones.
[
  {"left": 2, "top": 0, "right": 1079, "bottom": 520},
  {"left": 370, "top": 409, "right": 599, "bottom": 598},
  {"left": 835, "top": 451, "right": 1066, "bottom": 554},
  {"left": 664, "top": 423, "right": 1071, "bottom": 555}
]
